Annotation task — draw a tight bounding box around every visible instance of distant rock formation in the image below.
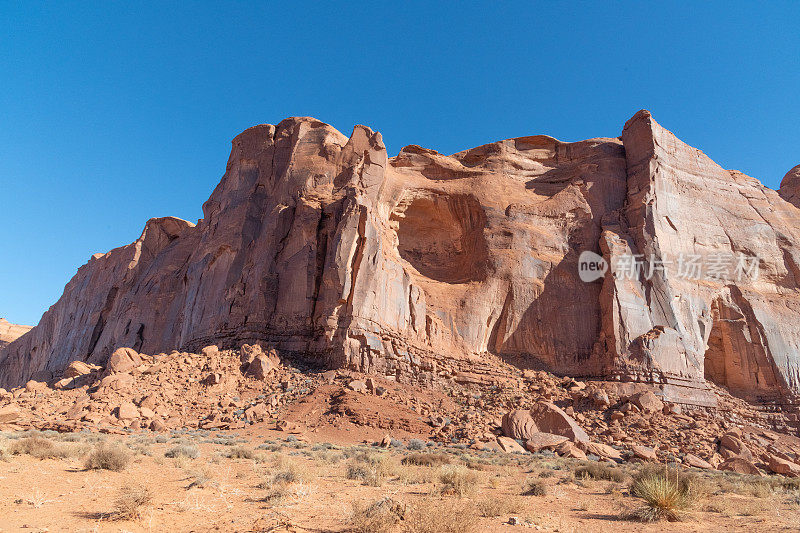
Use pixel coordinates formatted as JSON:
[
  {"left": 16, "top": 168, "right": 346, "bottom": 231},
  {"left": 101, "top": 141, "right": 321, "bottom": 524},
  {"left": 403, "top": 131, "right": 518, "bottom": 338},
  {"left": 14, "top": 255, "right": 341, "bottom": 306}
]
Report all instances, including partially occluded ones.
[
  {"left": 1, "top": 111, "right": 799, "bottom": 408},
  {"left": 0, "top": 319, "right": 31, "bottom": 351}
]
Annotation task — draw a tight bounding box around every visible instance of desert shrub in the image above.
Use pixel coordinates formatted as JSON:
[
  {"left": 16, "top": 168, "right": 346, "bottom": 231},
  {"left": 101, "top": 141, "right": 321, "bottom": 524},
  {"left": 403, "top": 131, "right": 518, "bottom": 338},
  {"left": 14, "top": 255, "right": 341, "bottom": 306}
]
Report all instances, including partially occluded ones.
[
  {"left": 10, "top": 437, "right": 50, "bottom": 457},
  {"left": 407, "top": 439, "right": 426, "bottom": 451},
  {"left": 522, "top": 478, "right": 548, "bottom": 496},
  {"left": 313, "top": 449, "right": 343, "bottom": 464},
  {"left": 475, "top": 494, "right": 520, "bottom": 517},
  {"left": 224, "top": 446, "right": 254, "bottom": 459},
  {"left": 401, "top": 452, "right": 451, "bottom": 467},
  {"left": 573, "top": 462, "right": 628, "bottom": 483},
  {"left": 624, "top": 466, "right": 703, "bottom": 522},
  {"left": 113, "top": 483, "right": 153, "bottom": 520},
  {"left": 346, "top": 463, "right": 371, "bottom": 480},
  {"left": 165, "top": 444, "right": 200, "bottom": 459},
  {"left": 349, "top": 497, "right": 406, "bottom": 533},
  {"left": 346, "top": 452, "right": 394, "bottom": 486},
  {"left": 269, "top": 456, "right": 309, "bottom": 485},
  {"left": 186, "top": 467, "right": 215, "bottom": 489},
  {"left": 84, "top": 444, "right": 129, "bottom": 471},
  {"left": 405, "top": 499, "right": 478, "bottom": 533},
  {"left": 437, "top": 465, "right": 480, "bottom": 497}
]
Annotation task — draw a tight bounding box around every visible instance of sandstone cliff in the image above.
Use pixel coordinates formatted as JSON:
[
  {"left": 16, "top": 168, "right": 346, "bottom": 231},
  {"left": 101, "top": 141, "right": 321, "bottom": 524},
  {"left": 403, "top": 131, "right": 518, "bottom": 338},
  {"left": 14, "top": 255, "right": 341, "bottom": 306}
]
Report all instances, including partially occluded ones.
[
  {"left": 1, "top": 112, "right": 799, "bottom": 408},
  {"left": 0, "top": 319, "right": 31, "bottom": 351}
]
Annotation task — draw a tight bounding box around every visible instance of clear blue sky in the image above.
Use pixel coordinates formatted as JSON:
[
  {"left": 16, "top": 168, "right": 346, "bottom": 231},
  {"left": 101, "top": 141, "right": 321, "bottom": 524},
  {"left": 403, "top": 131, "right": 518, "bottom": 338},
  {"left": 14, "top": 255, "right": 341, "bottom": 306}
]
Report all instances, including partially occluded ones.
[{"left": 1, "top": 2, "right": 798, "bottom": 326}]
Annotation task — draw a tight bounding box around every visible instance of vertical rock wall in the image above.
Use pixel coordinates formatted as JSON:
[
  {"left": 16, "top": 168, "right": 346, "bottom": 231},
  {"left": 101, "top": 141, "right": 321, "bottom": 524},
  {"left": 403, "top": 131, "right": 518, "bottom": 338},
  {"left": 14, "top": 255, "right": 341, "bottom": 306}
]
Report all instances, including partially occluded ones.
[{"left": 2, "top": 111, "right": 799, "bottom": 407}]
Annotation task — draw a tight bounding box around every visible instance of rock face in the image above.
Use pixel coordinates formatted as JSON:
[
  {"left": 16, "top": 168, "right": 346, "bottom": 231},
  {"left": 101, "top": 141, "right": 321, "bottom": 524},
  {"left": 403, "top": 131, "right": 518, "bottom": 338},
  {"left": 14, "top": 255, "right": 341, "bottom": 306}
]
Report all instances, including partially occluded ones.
[
  {"left": 0, "top": 319, "right": 31, "bottom": 351},
  {"left": 1, "top": 112, "right": 800, "bottom": 409}
]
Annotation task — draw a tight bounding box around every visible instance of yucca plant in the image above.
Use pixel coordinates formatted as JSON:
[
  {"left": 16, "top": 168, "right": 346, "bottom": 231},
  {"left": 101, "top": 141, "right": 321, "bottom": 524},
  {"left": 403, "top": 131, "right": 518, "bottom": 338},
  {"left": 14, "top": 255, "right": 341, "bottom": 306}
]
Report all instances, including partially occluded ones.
[{"left": 626, "top": 465, "right": 703, "bottom": 522}]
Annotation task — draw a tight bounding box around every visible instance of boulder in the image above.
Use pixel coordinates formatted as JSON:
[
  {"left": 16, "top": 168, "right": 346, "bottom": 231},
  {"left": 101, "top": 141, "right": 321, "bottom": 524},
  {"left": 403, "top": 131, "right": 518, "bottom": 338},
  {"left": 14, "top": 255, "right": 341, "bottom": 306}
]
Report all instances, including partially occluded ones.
[
  {"left": 244, "top": 403, "right": 268, "bottom": 423},
  {"left": 25, "top": 380, "right": 47, "bottom": 392},
  {"left": 632, "top": 445, "right": 659, "bottom": 462},
  {"left": 583, "top": 441, "right": 623, "bottom": 461},
  {"left": 768, "top": 455, "right": 800, "bottom": 477},
  {"left": 718, "top": 457, "right": 761, "bottom": 476},
  {"left": 524, "top": 432, "right": 568, "bottom": 452},
  {"left": 239, "top": 344, "right": 263, "bottom": 365},
  {"left": 202, "top": 372, "right": 222, "bottom": 385},
  {"left": 200, "top": 345, "right": 219, "bottom": 358},
  {"left": 53, "top": 377, "right": 74, "bottom": 390},
  {"left": 106, "top": 347, "right": 142, "bottom": 374},
  {"left": 528, "top": 402, "right": 589, "bottom": 443},
  {"left": 140, "top": 394, "right": 157, "bottom": 411},
  {"left": 247, "top": 354, "right": 275, "bottom": 380},
  {"left": 116, "top": 401, "right": 139, "bottom": 420},
  {"left": 496, "top": 436, "right": 527, "bottom": 454},
  {"left": 275, "top": 419, "right": 299, "bottom": 432},
  {"left": 0, "top": 404, "right": 21, "bottom": 423},
  {"left": 719, "top": 433, "right": 753, "bottom": 460},
  {"left": 683, "top": 453, "right": 713, "bottom": 469},
  {"left": 590, "top": 389, "right": 611, "bottom": 408},
  {"left": 501, "top": 409, "right": 539, "bottom": 441},
  {"left": 347, "top": 379, "right": 368, "bottom": 393},
  {"left": 555, "top": 441, "right": 587, "bottom": 460},
  {"left": 630, "top": 391, "right": 663, "bottom": 414},
  {"left": 64, "top": 360, "right": 99, "bottom": 378}
]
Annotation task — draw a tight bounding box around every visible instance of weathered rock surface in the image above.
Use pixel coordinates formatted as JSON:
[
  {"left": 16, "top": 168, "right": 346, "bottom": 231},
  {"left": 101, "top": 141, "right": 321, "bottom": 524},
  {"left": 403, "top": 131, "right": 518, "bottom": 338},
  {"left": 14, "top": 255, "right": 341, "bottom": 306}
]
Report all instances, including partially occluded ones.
[
  {"left": 718, "top": 457, "right": 761, "bottom": 475},
  {"left": 684, "top": 453, "right": 713, "bottom": 470},
  {"left": 0, "top": 319, "right": 31, "bottom": 351},
  {"left": 501, "top": 409, "right": 539, "bottom": 441},
  {"left": 2, "top": 112, "right": 800, "bottom": 412},
  {"left": 524, "top": 432, "right": 568, "bottom": 452},
  {"left": 106, "top": 347, "right": 142, "bottom": 375},
  {"left": 528, "top": 401, "right": 590, "bottom": 443}
]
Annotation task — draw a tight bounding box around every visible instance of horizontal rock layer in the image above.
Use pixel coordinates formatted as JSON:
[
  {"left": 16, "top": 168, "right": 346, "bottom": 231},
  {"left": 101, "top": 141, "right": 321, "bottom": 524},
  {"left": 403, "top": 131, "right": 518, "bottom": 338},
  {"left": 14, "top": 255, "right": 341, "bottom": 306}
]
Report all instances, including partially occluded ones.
[{"left": 1, "top": 111, "right": 799, "bottom": 407}]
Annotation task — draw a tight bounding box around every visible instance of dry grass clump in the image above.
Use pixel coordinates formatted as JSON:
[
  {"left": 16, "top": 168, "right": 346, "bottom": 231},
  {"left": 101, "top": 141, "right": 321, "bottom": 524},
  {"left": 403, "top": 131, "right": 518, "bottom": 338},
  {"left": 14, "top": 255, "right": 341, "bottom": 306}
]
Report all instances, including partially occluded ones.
[
  {"left": 522, "top": 478, "right": 548, "bottom": 496},
  {"left": 401, "top": 452, "right": 452, "bottom": 467},
  {"left": 261, "top": 484, "right": 291, "bottom": 506},
  {"left": 165, "top": 443, "right": 200, "bottom": 459},
  {"left": 573, "top": 462, "right": 629, "bottom": 483},
  {"left": 186, "top": 467, "right": 215, "bottom": 489},
  {"left": 258, "top": 455, "right": 310, "bottom": 490},
  {"left": 345, "top": 452, "right": 395, "bottom": 487},
  {"left": 224, "top": 445, "right": 254, "bottom": 459},
  {"left": 84, "top": 444, "right": 130, "bottom": 472},
  {"left": 436, "top": 465, "right": 481, "bottom": 497},
  {"left": 8, "top": 436, "right": 87, "bottom": 460},
  {"left": 405, "top": 499, "right": 478, "bottom": 533},
  {"left": 113, "top": 483, "right": 153, "bottom": 520},
  {"left": 273, "top": 456, "right": 309, "bottom": 484},
  {"left": 349, "top": 497, "right": 406, "bottom": 533},
  {"left": 475, "top": 494, "right": 521, "bottom": 517},
  {"left": 623, "top": 465, "right": 705, "bottom": 522}
]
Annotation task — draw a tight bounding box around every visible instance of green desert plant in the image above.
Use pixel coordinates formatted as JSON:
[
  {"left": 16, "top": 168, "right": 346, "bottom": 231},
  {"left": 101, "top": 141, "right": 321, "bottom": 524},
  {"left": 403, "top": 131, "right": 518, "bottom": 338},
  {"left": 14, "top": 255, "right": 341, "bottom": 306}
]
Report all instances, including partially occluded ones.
[{"left": 624, "top": 465, "right": 704, "bottom": 522}]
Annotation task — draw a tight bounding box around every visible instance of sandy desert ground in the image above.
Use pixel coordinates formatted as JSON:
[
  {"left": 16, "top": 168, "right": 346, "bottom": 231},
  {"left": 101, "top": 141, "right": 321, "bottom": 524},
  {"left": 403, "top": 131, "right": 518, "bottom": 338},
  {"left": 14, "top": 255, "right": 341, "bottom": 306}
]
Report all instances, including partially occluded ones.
[{"left": 0, "top": 427, "right": 798, "bottom": 533}]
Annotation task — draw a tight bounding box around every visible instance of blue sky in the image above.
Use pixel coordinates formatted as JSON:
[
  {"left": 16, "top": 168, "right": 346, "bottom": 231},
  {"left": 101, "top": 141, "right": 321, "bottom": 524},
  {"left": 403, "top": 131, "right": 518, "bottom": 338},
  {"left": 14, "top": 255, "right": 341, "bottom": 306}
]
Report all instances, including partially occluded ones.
[{"left": 1, "top": 2, "right": 798, "bottom": 326}]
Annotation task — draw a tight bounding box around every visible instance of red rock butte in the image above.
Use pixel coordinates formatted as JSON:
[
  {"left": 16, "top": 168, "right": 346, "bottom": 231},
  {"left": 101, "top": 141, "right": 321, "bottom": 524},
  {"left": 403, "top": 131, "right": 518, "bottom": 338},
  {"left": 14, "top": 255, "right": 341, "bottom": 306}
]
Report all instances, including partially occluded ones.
[{"left": 2, "top": 110, "right": 800, "bottom": 410}]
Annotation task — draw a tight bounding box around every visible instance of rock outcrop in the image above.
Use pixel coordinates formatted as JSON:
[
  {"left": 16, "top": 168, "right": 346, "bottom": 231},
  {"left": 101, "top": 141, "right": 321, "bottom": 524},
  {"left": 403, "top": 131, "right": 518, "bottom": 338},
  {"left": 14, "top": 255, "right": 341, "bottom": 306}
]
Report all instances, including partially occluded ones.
[
  {"left": 2, "top": 112, "right": 800, "bottom": 411},
  {"left": 0, "top": 319, "right": 31, "bottom": 351}
]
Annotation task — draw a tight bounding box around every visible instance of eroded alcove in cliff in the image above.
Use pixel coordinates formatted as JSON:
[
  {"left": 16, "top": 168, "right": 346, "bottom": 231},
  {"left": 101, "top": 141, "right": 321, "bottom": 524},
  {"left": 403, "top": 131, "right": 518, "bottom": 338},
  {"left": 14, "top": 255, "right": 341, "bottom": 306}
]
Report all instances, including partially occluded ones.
[{"left": 392, "top": 193, "right": 488, "bottom": 284}]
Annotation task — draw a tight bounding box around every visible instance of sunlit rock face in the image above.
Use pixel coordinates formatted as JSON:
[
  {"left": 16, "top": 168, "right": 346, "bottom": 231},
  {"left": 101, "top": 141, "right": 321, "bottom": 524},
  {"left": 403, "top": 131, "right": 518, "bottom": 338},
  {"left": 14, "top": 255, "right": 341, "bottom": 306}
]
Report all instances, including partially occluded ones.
[
  {"left": 0, "top": 319, "right": 31, "bottom": 351},
  {"left": 2, "top": 112, "right": 799, "bottom": 407}
]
